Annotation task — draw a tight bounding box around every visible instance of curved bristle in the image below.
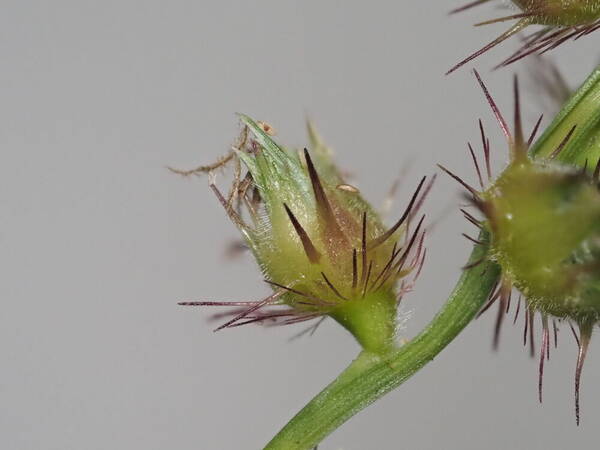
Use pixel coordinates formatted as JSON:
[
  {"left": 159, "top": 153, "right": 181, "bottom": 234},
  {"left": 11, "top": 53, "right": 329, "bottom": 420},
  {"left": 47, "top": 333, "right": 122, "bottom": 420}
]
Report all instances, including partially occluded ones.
[
  {"left": 575, "top": 322, "right": 593, "bottom": 425},
  {"left": 446, "top": 20, "right": 528, "bottom": 75},
  {"left": 473, "top": 70, "right": 511, "bottom": 141},
  {"left": 370, "top": 176, "right": 427, "bottom": 249}
]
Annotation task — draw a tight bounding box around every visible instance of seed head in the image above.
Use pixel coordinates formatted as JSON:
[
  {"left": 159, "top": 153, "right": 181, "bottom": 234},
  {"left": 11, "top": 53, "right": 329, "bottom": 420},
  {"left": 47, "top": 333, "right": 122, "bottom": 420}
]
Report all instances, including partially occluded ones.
[
  {"left": 177, "top": 116, "right": 430, "bottom": 354},
  {"left": 442, "top": 70, "right": 600, "bottom": 423}
]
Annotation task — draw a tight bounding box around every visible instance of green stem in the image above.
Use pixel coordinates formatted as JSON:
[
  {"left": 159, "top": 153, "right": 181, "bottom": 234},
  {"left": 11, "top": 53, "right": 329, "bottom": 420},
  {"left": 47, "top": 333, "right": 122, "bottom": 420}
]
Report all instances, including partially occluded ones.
[
  {"left": 265, "top": 238, "right": 500, "bottom": 449},
  {"left": 531, "top": 64, "right": 600, "bottom": 165}
]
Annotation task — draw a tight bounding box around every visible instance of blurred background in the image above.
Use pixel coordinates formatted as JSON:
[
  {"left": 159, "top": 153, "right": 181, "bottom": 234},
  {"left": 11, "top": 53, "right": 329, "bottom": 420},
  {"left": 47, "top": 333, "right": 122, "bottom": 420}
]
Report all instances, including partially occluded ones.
[{"left": 1, "top": 1, "right": 599, "bottom": 449}]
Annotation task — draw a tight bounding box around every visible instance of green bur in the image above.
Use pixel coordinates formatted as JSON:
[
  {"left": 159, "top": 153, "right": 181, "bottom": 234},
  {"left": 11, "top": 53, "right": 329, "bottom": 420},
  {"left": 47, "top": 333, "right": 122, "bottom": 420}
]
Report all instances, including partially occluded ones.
[
  {"left": 484, "top": 157, "right": 600, "bottom": 322},
  {"left": 234, "top": 115, "right": 426, "bottom": 354}
]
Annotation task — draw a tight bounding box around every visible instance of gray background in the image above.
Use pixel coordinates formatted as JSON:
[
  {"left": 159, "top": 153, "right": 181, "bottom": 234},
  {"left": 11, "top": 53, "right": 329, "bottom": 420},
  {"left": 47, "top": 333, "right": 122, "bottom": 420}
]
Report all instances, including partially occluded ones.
[{"left": 2, "top": 1, "right": 599, "bottom": 449}]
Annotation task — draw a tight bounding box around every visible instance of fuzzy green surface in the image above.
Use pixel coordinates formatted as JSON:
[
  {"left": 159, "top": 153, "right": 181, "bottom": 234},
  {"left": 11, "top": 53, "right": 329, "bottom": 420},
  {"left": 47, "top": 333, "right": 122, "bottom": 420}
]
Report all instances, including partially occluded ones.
[
  {"left": 237, "top": 115, "right": 405, "bottom": 353},
  {"left": 484, "top": 158, "right": 600, "bottom": 320}
]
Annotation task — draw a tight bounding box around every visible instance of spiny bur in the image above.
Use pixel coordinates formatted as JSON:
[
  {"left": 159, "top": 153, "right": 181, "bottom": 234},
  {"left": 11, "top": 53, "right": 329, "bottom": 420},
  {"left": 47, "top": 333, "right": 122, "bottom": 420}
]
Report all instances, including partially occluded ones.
[
  {"left": 441, "top": 70, "right": 600, "bottom": 424},
  {"left": 176, "top": 116, "right": 430, "bottom": 355}
]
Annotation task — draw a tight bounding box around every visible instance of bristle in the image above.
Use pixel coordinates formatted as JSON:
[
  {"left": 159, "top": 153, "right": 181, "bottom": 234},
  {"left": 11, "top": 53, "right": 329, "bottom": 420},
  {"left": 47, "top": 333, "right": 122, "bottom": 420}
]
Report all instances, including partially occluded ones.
[
  {"left": 289, "top": 316, "right": 327, "bottom": 341},
  {"left": 492, "top": 280, "right": 511, "bottom": 350},
  {"left": 213, "top": 290, "right": 284, "bottom": 331},
  {"left": 468, "top": 143, "right": 485, "bottom": 189},
  {"left": 575, "top": 322, "right": 592, "bottom": 425},
  {"left": 495, "top": 19, "right": 600, "bottom": 68},
  {"left": 362, "top": 261, "right": 373, "bottom": 298},
  {"left": 538, "top": 315, "right": 549, "bottom": 403},
  {"left": 351, "top": 248, "right": 358, "bottom": 290},
  {"left": 304, "top": 149, "right": 341, "bottom": 233},
  {"left": 569, "top": 321, "right": 581, "bottom": 348},
  {"left": 479, "top": 120, "right": 492, "bottom": 180},
  {"left": 527, "top": 114, "right": 544, "bottom": 148},
  {"left": 283, "top": 203, "right": 322, "bottom": 264},
  {"left": 474, "top": 70, "right": 512, "bottom": 141},
  {"left": 264, "top": 280, "right": 331, "bottom": 306},
  {"left": 230, "top": 311, "right": 299, "bottom": 328},
  {"left": 370, "top": 176, "right": 427, "bottom": 249},
  {"left": 179, "top": 300, "right": 264, "bottom": 307},
  {"left": 463, "top": 257, "right": 485, "bottom": 270},
  {"left": 393, "top": 215, "right": 426, "bottom": 275},
  {"left": 409, "top": 175, "right": 436, "bottom": 223},
  {"left": 462, "top": 232, "right": 484, "bottom": 245},
  {"left": 512, "top": 75, "right": 526, "bottom": 156},
  {"left": 513, "top": 294, "right": 522, "bottom": 325},
  {"left": 360, "top": 212, "right": 368, "bottom": 286},
  {"left": 549, "top": 125, "right": 577, "bottom": 159},
  {"left": 477, "top": 280, "right": 501, "bottom": 318},
  {"left": 446, "top": 20, "right": 528, "bottom": 75},
  {"left": 475, "top": 12, "right": 536, "bottom": 27},
  {"left": 321, "top": 272, "right": 348, "bottom": 301},
  {"left": 497, "top": 27, "right": 566, "bottom": 67},
  {"left": 524, "top": 306, "right": 529, "bottom": 346},
  {"left": 460, "top": 208, "right": 482, "bottom": 228},
  {"left": 528, "top": 306, "right": 536, "bottom": 357},
  {"left": 593, "top": 158, "right": 600, "bottom": 181},
  {"left": 437, "top": 164, "right": 480, "bottom": 197},
  {"left": 448, "top": 0, "right": 492, "bottom": 15},
  {"left": 553, "top": 319, "right": 559, "bottom": 349},
  {"left": 371, "top": 242, "right": 399, "bottom": 290},
  {"left": 411, "top": 246, "right": 427, "bottom": 283}
]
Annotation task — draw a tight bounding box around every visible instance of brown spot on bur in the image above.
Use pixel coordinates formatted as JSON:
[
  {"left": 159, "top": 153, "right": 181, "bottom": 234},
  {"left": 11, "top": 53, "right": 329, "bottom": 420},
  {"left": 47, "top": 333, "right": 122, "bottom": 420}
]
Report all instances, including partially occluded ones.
[
  {"left": 257, "top": 120, "right": 276, "bottom": 136},
  {"left": 283, "top": 203, "right": 321, "bottom": 264}
]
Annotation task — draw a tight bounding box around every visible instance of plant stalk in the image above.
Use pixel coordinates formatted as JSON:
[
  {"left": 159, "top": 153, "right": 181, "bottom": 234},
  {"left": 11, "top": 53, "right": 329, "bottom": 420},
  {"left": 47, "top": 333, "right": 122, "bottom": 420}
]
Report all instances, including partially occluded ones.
[{"left": 265, "top": 238, "right": 499, "bottom": 449}]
